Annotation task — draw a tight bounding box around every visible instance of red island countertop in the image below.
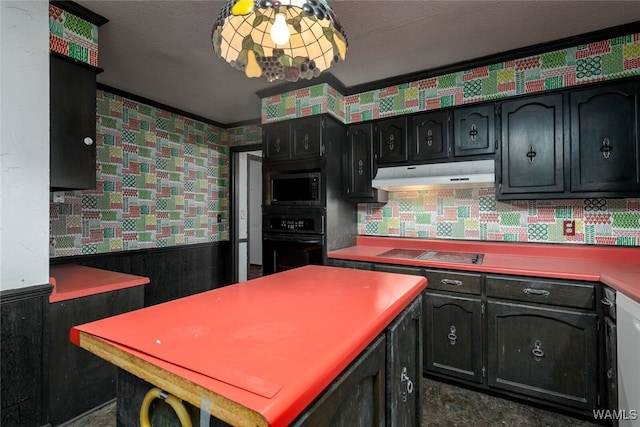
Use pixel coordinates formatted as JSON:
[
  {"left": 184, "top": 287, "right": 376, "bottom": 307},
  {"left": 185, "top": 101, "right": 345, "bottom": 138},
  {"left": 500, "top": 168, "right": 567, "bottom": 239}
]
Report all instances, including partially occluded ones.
[
  {"left": 49, "top": 264, "right": 150, "bottom": 303},
  {"left": 329, "top": 236, "right": 640, "bottom": 302},
  {"left": 70, "top": 265, "right": 426, "bottom": 427}
]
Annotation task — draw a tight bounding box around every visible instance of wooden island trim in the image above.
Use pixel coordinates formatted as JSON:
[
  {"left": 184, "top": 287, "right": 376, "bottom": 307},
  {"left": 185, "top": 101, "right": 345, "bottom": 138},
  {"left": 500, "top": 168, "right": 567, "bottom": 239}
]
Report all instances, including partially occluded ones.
[{"left": 75, "top": 331, "right": 269, "bottom": 427}]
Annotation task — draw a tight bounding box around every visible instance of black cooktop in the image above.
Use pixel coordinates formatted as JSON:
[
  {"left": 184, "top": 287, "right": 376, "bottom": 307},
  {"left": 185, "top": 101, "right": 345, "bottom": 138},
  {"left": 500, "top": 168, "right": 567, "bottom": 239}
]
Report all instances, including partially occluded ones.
[{"left": 377, "top": 248, "right": 484, "bottom": 265}]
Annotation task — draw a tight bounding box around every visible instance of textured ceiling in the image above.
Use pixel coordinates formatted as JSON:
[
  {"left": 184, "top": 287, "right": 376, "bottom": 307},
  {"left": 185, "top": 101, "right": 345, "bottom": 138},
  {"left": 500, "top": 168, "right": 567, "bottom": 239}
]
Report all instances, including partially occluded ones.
[{"left": 75, "top": 1, "right": 640, "bottom": 125}]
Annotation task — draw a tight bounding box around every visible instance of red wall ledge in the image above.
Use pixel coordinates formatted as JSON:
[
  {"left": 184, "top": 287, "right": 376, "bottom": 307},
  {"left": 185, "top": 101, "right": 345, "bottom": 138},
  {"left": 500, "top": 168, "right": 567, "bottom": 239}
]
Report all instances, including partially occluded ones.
[{"left": 49, "top": 264, "right": 150, "bottom": 303}]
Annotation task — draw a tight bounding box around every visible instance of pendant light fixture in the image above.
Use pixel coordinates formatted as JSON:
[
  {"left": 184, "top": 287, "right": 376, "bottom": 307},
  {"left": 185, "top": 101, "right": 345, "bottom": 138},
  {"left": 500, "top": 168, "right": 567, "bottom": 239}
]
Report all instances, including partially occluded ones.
[{"left": 212, "top": 0, "right": 348, "bottom": 82}]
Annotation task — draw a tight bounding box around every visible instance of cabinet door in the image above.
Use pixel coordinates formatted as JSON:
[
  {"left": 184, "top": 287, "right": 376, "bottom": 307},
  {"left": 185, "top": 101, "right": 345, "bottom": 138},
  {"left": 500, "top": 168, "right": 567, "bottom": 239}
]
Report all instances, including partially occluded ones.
[
  {"left": 454, "top": 104, "right": 496, "bottom": 157},
  {"left": 292, "top": 117, "right": 323, "bottom": 160},
  {"left": 499, "top": 94, "right": 564, "bottom": 195},
  {"left": 263, "top": 121, "right": 291, "bottom": 162},
  {"left": 50, "top": 55, "right": 97, "bottom": 190},
  {"left": 292, "top": 335, "right": 386, "bottom": 426},
  {"left": 487, "top": 300, "right": 598, "bottom": 411},
  {"left": 346, "top": 123, "right": 376, "bottom": 199},
  {"left": 375, "top": 117, "right": 409, "bottom": 164},
  {"left": 604, "top": 317, "right": 618, "bottom": 420},
  {"left": 424, "top": 292, "right": 483, "bottom": 383},
  {"left": 412, "top": 111, "right": 450, "bottom": 161},
  {"left": 570, "top": 82, "right": 640, "bottom": 193},
  {"left": 386, "top": 296, "right": 422, "bottom": 427}
]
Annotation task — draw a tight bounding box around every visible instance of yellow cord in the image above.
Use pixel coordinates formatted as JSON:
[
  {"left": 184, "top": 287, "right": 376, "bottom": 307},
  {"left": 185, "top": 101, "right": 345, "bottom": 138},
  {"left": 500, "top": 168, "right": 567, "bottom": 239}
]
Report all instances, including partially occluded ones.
[{"left": 140, "top": 387, "right": 193, "bottom": 427}]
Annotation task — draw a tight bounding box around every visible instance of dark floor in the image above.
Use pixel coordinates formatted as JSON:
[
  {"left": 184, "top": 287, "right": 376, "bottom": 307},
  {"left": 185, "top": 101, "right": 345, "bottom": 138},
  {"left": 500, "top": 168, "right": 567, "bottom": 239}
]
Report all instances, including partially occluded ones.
[
  {"left": 249, "top": 264, "right": 262, "bottom": 280},
  {"left": 64, "top": 377, "right": 599, "bottom": 426}
]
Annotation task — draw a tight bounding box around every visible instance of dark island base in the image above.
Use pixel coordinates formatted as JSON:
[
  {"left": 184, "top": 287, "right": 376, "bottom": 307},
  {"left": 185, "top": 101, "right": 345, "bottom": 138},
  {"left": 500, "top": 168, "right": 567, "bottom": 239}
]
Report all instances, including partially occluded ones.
[{"left": 116, "top": 296, "right": 422, "bottom": 427}]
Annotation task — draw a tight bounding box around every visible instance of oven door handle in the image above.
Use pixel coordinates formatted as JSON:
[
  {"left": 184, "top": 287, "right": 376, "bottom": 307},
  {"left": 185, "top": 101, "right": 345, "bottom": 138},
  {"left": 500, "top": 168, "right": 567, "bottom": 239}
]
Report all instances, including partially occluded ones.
[{"left": 263, "top": 234, "right": 322, "bottom": 244}]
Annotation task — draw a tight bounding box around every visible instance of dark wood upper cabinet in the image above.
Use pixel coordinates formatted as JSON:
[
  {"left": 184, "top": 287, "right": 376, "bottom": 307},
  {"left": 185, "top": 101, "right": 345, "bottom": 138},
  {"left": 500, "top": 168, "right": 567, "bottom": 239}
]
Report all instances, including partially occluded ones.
[
  {"left": 375, "top": 117, "right": 409, "bottom": 165},
  {"left": 412, "top": 111, "right": 450, "bottom": 161},
  {"left": 570, "top": 81, "right": 640, "bottom": 193},
  {"left": 345, "top": 123, "right": 387, "bottom": 203},
  {"left": 50, "top": 54, "right": 99, "bottom": 190},
  {"left": 263, "top": 120, "right": 291, "bottom": 162},
  {"left": 292, "top": 118, "right": 323, "bottom": 160},
  {"left": 263, "top": 116, "right": 324, "bottom": 162},
  {"left": 498, "top": 93, "right": 564, "bottom": 196},
  {"left": 454, "top": 104, "right": 496, "bottom": 157}
]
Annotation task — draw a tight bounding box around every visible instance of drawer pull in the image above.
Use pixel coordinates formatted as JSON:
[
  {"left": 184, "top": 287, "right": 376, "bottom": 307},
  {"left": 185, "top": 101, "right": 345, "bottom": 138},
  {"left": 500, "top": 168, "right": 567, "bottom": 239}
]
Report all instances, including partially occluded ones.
[
  {"left": 448, "top": 325, "right": 458, "bottom": 345},
  {"left": 601, "top": 297, "right": 613, "bottom": 307},
  {"left": 441, "top": 278, "right": 463, "bottom": 286},
  {"left": 531, "top": 340, "right": 545, "bottom": 361},
  {"left": 400, "top": 366, "right": 414, "bottom": 403},
  {"left": 523, "top": 288, "right": 550, "bottom": 297}
]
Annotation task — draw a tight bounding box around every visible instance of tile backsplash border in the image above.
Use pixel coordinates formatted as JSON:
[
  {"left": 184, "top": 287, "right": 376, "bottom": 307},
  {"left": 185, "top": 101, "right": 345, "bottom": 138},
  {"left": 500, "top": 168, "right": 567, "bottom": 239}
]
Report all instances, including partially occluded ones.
[
  {"left": 261, "top": 33, "right": 640, "bottom": 124},
  {"left": 49, "top": 4, "right": 99, "bottom": 66}
]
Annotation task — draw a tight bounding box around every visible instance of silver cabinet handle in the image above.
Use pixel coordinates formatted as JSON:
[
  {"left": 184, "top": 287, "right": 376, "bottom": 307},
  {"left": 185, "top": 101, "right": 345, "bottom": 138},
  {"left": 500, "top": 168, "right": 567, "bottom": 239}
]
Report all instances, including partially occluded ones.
[
  {"left": 601, "top": 297, "right": 613, "bottom": 307},
  {"left": 532, "top": 340, "right": 545, "bottom": 361},
  {"left": 400, "top": 366, "right": 414, "bottom": 403},
  {"left": 448, "top": 325, "right": 457, "bottom": 345},
  {"left": 523, "top": 288, "right": 550, "bottom": 297},
  {"left": 441, "top": 278, "right": 463, "bottom": 286},
  {"left": 600, "top": 137, "right": 612, "bottom": 159}
]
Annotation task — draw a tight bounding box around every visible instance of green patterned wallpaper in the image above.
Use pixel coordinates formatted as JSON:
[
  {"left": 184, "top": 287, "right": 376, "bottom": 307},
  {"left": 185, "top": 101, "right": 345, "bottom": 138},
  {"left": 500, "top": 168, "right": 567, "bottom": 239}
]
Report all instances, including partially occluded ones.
[
  {"left": 49, "top": 27, "right": 640, "bottom": 254},
  {"left": 262, "top": 33, "right": 640, "bottom": 124},
  {"left": 49, "top": 91, "right": 265, "bottom": 257},
  {"left": 49, "top": 4, "right": 99, "bottom": 66},
  {"left": 358, "top": 189, "right": 640, "bottom": 246}
]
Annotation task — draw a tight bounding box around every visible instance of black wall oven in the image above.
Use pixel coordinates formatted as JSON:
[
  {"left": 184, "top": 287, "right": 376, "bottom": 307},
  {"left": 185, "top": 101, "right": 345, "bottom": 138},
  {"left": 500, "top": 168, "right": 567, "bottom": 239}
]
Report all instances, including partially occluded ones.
[{"left": 262, "top": 209, "right": 325, "bottom": 275}]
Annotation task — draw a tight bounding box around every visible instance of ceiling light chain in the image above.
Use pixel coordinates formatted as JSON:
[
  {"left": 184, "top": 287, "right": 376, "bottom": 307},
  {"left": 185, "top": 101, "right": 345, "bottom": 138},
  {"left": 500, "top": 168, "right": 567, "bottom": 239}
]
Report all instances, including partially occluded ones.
[{"left": 212, "top": 0, "right": 348, "bottom": 82}]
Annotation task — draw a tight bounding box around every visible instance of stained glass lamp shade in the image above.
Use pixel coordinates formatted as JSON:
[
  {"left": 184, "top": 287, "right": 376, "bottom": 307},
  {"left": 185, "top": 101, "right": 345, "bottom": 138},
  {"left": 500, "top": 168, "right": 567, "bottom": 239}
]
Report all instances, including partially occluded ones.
[{"left": 212, "top": 0, "right": 348, "bottom": 82}]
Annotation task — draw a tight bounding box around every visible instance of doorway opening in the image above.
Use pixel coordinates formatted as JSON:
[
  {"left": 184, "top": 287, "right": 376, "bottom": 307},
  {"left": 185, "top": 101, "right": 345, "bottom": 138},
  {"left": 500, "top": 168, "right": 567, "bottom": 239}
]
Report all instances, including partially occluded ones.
[{"left": 230, "top": 146, "right": 262, "bottom": 283}]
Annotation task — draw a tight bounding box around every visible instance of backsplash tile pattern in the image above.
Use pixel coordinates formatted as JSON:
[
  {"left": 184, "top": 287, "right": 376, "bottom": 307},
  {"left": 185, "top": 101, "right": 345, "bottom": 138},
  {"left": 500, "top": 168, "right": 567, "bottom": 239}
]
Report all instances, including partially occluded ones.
[
  {"left": 358, "top": 189, "right": 640, "bottom": 246},
  {"left": 49, "top": 90, "right": 229, "bottom": 257},
  {"left": 49, "top": 4, "right": 99, "bottom": 66},
  {"left": 261, "top": 33, "right": 640, "bottom": 124}
]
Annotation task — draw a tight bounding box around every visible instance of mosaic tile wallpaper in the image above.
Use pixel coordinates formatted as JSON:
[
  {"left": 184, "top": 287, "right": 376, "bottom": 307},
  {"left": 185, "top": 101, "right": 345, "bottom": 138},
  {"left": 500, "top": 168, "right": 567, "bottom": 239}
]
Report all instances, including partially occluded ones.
[
  {"left": 227, "top": 124, "right": 263, "bottom": 147},
  {"left": 262, "top": 83, "right": 344, "bottom": 123},
  {"left": 49, "top": 4, "right": 99, "bottom": 66},
  {"left": 49, "top": 91, "right": 229, "bottom": 257},
  {"left": 262, "top": 33, "right": 640, "bottom": 124},
  {"left": 358, "top": 189, "right": 640, "bottom": 246}
]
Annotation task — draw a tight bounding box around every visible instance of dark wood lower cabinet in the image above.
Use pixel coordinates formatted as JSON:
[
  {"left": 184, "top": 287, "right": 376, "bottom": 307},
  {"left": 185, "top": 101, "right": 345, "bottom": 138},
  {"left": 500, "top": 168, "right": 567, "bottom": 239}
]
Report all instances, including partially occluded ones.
[
  {"left": 293, "top": 335, "right": 386, "bottom": 426},
  {"left": 331, "top": 260, "right": 607, "bottom": 419},
  {"left": 604, "top": 316, "right": 619, "bottom": 426},
  {"left": 487, "top": 300, "right": 599, "bottom": 412},
  {"left": 386, "top": 296, "right": 422, "bottom": 427},
  {"left": 424, "top": 292, "right": 483, "bottom": 383},
  {"left": 48, "top": 286, "right": 144, "bottom": 426}
]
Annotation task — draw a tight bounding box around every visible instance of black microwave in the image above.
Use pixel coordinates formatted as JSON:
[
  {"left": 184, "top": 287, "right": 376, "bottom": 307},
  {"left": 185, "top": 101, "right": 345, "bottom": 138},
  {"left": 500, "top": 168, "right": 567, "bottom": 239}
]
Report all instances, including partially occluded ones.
[{"left": 269, "top": 171, "right": 322, "bottom": 206}]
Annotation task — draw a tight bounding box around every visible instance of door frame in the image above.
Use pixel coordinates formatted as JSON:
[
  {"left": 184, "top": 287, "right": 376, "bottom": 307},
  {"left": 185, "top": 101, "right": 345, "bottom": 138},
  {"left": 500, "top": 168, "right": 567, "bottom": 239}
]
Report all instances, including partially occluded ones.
[{"left": 230, "top": 144, "right": 262, "bottom": 284}]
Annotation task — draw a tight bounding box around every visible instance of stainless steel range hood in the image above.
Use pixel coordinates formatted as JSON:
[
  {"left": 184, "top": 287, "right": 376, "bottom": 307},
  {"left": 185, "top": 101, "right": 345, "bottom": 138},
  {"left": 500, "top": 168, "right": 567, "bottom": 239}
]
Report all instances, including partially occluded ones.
[{"left": 372, "top": 159, "right": 495, "bottom": 190}]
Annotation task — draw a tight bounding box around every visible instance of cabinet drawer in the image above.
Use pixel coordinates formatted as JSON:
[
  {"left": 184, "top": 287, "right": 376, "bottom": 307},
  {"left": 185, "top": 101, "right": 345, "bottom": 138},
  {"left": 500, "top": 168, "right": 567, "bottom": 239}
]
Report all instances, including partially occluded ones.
[
  {"left": 374, "top": 263, "right": 423, "bottom": 276},
  {"left": 486, "top": 275, "right": 595, "bottom": 309},
  {"left": 424, "top": 269, "right": 482, "bottom": 295}
]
